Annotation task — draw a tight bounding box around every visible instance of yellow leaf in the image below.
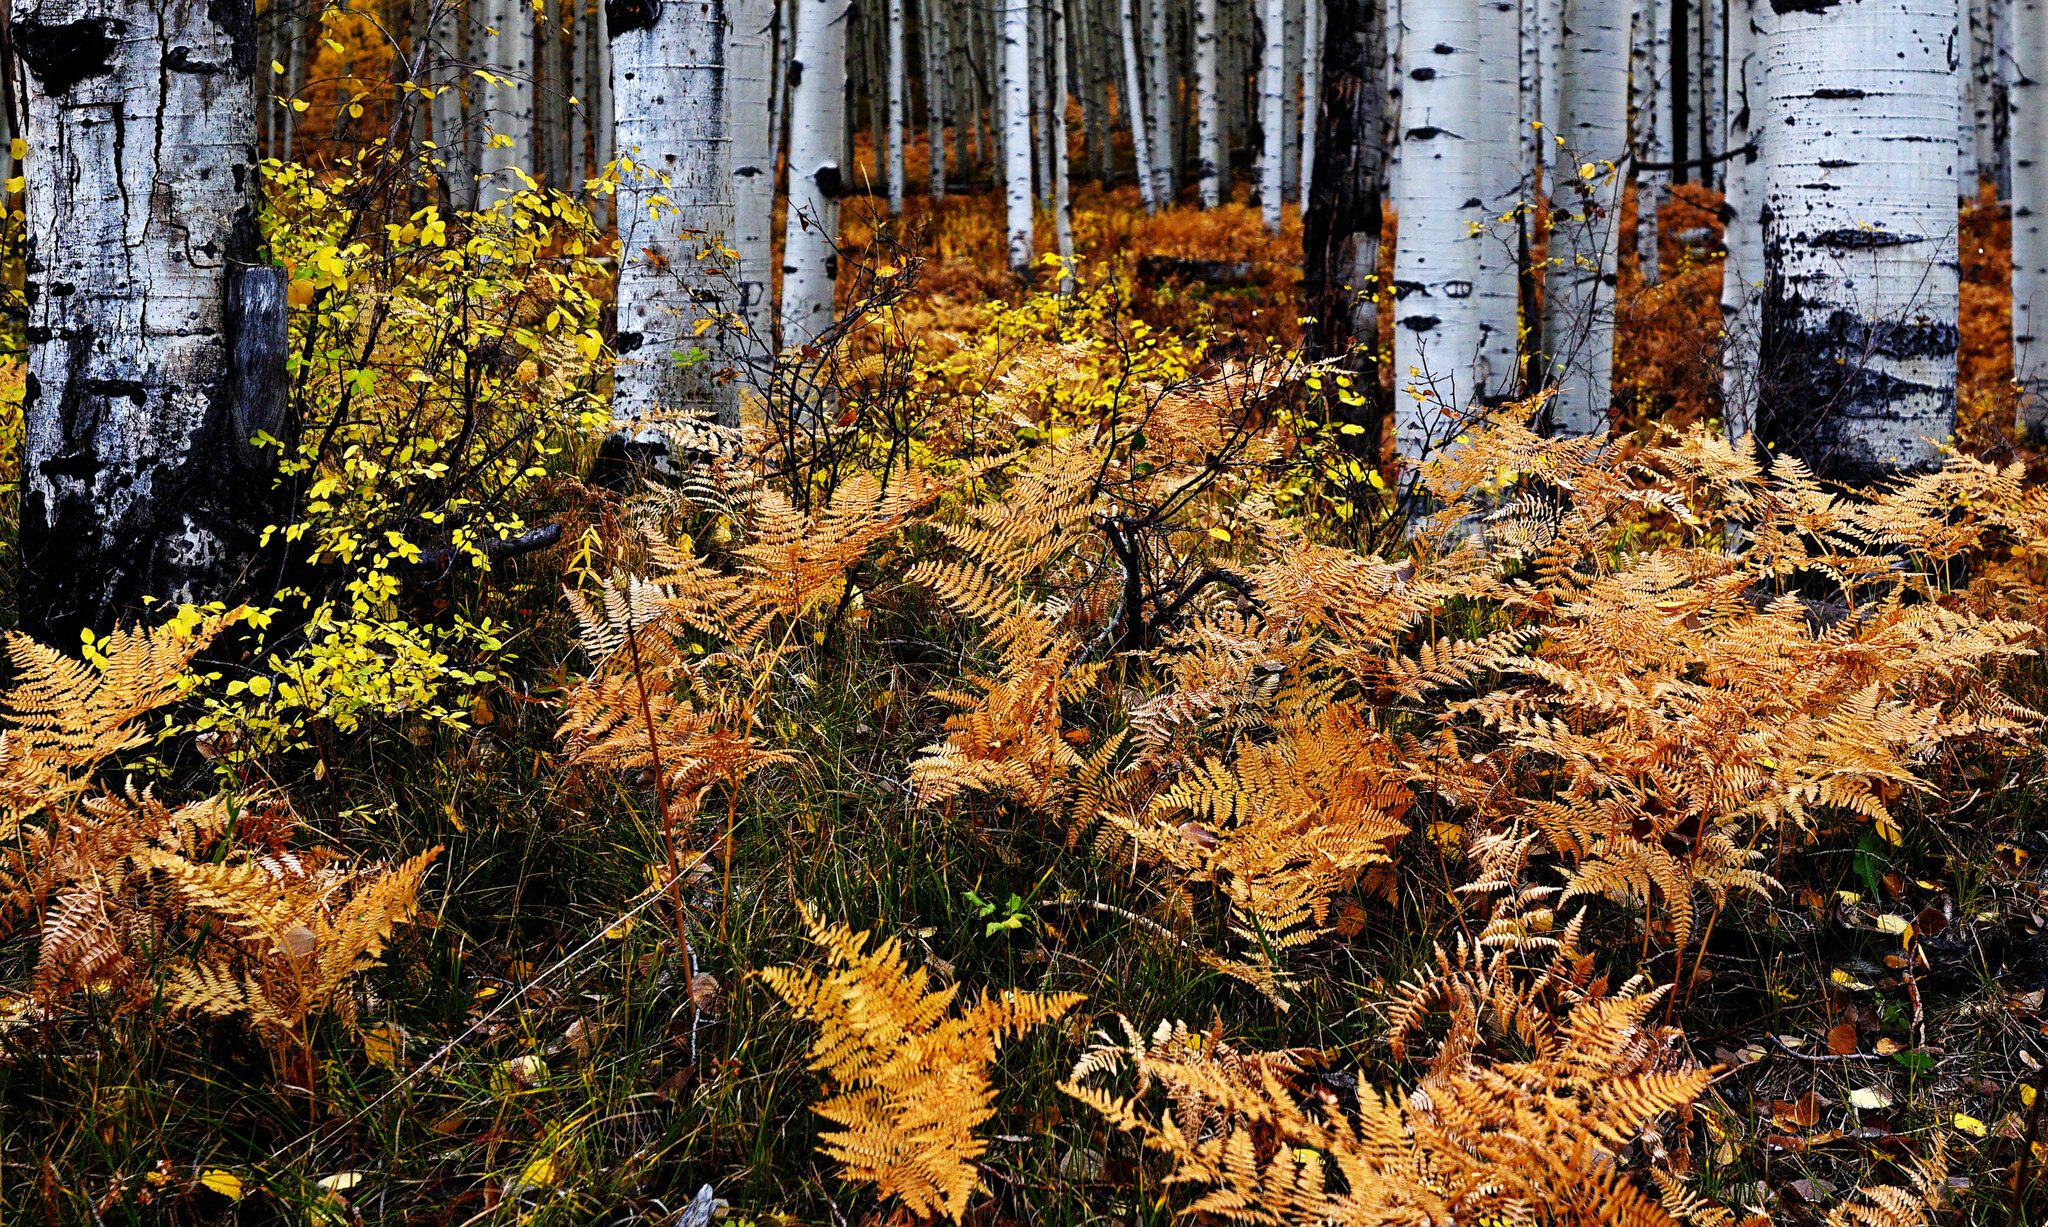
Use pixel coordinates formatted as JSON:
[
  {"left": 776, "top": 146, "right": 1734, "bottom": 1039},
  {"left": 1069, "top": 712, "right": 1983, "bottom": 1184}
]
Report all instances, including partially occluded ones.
[
  {"left": 362, "top": 1024, "right": 405, "bottom": 1071},
  {"left": 318, "top": 1172, "right": 363, "bottom": 1193},
  {"left": 519, "top": 1155, "right": 560, "bottom": 1188},
  {"left": 604, "top": 918, "right": 636, "bottom": 940},
  {"left": 1953, "top": 1113, "right": 1988, "bottom": 1137},
  {"left": 1207, "top": 526, "right": 1233, "bottom": 543},
  {"left": 10, "top": 138, "right": 26, "bottom": 160},
  {"left": 198, "top": 1170, "right": 244, "bottom": 1201}
]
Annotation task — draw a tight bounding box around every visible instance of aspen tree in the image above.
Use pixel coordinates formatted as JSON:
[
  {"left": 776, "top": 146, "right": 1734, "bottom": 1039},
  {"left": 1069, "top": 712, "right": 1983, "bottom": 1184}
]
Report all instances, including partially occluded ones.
[
  {"left": 611, "top": 0, "right": 738, "bottom": 435},
  {"left": 1145, "top": 0, "right": 1175, "bottom": 199},
  {"left": 1052, "top": 0, "right": 1077, "bottom": 287},
  {"left": 478, "top": 0, "right": 537, "bottom": 207},
  {"left": 2015, "top": 0, "right": 2048, "bottom": 434},
  {"left": 1001, "top": 0, "right": 1036, "bottom": 271},
  {"left": 1299, "top": 0, "right": 1320, "bottom": 206},
  {"left": 1391, "top": 0, "right": 1484, "bottom": 458},
  {"left": 888, "top": 0, "right": 907, "bottom": 210},
  {"left": 13, "top": 0, "right": 286, "bottom": 637},
  {"left": 923, "top": 0, "right": 949, "bottom": 196},
  {"left": 1720, "top": 0, "right": 1764, "bottom": 436},
  {"left": 1303, "top": 0, "right": 1385, "bottom": 437},
  {"left": 1119, "top": 0, "right": 1159, "bottom": 209},
  {"left": 732, "top": 0, "right": 780, "bottom": 351},
  {"left": 1757, "top": 0, "right": 1959, "bottom": 478},
  {"left": 1632, "top": 0, "right": 1671, "bottom": 285},
  {"left": 1476, "top": 0, "right": 1523, "bottom": 399},
  {"left": 426, "top": 1, "right": 473, "bottom": 201},
  {"left": 1259, "top": 0, "right": 1288, "bottom": 231},
  {"left": 1195, "top": 0, "right": 1223, "bottom": 206},
  {"left": 1540, "top": 0, "right": 1630, "bottom": 436},
  {"left": 782, "top": 0, "right": 853, "bottom": 347}
]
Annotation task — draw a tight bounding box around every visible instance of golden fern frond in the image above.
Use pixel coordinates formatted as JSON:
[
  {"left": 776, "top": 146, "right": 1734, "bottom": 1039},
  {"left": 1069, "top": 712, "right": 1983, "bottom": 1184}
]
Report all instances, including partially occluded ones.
[{"left": 764, "top": 903, "right": 1082, "bottom": 1221}]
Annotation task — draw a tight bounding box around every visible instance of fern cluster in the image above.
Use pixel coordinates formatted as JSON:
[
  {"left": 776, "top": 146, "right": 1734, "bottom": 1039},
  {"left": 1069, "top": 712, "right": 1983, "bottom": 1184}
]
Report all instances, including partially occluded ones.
[{"left": 0, "top": 615, "right": 436, "bottom": 1053}]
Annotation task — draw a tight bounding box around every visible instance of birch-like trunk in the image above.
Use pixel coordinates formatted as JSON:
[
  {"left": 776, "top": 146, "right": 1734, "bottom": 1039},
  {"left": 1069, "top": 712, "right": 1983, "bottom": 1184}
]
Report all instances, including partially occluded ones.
[
  {"left": 1145, "top": 0, "right": 1175, "bottom": 199},
  {"left": 731, "top": 0, "right": 779, "bottom": 354},
  {"left": 782, "top": 0, "right": 851, "bottom": 347},
  {"left": 923, "top": 0, "right": 948, "bottom": 196},
  {"left": 1195, "top": 0, "right": 1222, "bottom": 205},
  {"left": 611, "top": 0, "right": 737, "bottom": 433},
  {"left": 1001, "top": 0, "right": 1036, "bottom": 271},
  {"left": 427, "top": 2, "right": 473, "bottom": 203},
  {"left": 1258, "top": 0, "right": 1288, "bottom": 230},
  {"left": 1539, "top": 0, "right": 1629, "bottom": 436},
  {"left": 14, "top": 0, "right": 286, "bottom": 637},
  {"left": 1052, "top": 0, "right": 1077, "bottom": 287},
  {"left": 1758, "top": 0, "right": 1959, "bottom": 479},
  {"left": 1536, "top": 0, "right": 1564, "bottom": 193},
  {"left": 1118, "top": 0, "right": 1158, "bottom": 208},
  {"left": 1631, "top": 0, "right": 1671, "bottom": 284},
  {"left": 1391, "top": 0, "right": 1484, "bottom": 457},
  {"left": 1302, "top": 0, "right": 1385, "bottom": 436},
  {"left": 887, "top": 0, "right": 907, "bottom": 210},
  {"left": 1476, "top": 0, "right": 1522, "bottom": 398},
  {"left": 1720, "top": 0, "right": 1764, "bottom": 437},
  {"left": 478, "top": 0, "right": 537, "bottom": 207},
  {"left": 1299, "top": 0, "right": 1320, "bottom": 206},
  {"left": 2016, "top": 0, "right": 2048, "bottom": 434},
  {"left": 1281, "top": 0, "right": 1302, "bottom": 189}
]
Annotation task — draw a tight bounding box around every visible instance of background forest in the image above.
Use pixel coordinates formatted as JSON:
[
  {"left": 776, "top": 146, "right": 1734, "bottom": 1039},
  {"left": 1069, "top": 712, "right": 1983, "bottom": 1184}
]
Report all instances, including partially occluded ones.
[{"left": 1, "top": 0, "right": 2047, "bottom": 1225}]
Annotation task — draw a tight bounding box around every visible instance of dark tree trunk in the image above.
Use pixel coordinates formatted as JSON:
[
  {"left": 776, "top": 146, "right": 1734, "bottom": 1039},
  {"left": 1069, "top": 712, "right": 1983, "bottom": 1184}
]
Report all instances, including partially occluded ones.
[
  {"left": 1300, "top": 0, "right": 1383, "bottom": 441},
  {"left": 12, "top": 0, "right": 289, "bottom": 642}
]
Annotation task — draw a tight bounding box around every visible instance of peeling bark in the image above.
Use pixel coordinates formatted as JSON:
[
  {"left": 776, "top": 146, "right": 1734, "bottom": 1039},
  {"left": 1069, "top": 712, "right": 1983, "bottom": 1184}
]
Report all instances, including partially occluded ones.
[
  {"left": 780, "top": 0, "right": 851, "bottom": 346},
  {"left": 1391, "top": 0, "right": 1486, "bottom": 459},
  {"left": 2014, "top": 0, "right": 2048, "bottom": 434},
  {"left": 1757, "top": 0, "right": 1959, "bottom": 480},
  {"left": 14, "top": 0, "right": 285, "bottom": 640},
  {"left": 1539, "top": 0, "right": 1630, "bottom": 436},
  {"left": 1302, "top": 0, "right": 1385, "bottom": 439},
  {"left": 610, "top": 0, "right": 739, "bottom": 433}
]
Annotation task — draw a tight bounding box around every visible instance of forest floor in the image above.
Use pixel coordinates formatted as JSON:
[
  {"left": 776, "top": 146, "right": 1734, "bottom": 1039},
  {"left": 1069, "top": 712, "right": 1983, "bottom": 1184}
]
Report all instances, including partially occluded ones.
[{"left": 2, "top": 178, "right": 2047, "bottom": 1227}]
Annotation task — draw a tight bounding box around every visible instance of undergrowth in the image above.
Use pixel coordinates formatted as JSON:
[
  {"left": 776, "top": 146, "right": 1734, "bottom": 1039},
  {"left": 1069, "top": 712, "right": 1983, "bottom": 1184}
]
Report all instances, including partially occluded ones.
[{"left": 0, "top": 166, "right": 2045, "bottom": 1227}]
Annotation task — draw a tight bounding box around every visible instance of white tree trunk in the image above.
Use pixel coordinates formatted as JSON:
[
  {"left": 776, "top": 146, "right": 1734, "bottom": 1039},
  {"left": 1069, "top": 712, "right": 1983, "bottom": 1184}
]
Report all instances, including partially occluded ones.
[
  {"left": 1632, "top": 0, "right": 1672, "bottom": 284},
  {"left": 1003, "top": 0, "right": 1037, "bottom": 270},
  {"left": 478, "top": 0, "right": 537, "bottom": 207},
  {"left": 14, "top": 0, "right": 282, "bottom": 634},
  {"left": 611, "top": 0, "right": 738, "bottom": 432},
  {"left": 888, "top": 0, "right": 908, "bottom": 210},
  {"left": 1299, "top": 0, "right": 1320, "bottom": 206},
  {"left": 427, "top": 3, "right": 473, "bottom": 203},
  {"left": 1392, "top": 0, "right": 1485, "bottom": 459},
  {"left": 782, "top": 0, "right": 852, "bottom": 347},
  {"left": 1118, "top": 0, "right": 1159, "bottom": 208},
  {"left": 924, "top": 0, "right": 949, "bottom": 196},
  {"left": 1536, "top": 0, "right": 1565, "bottom": 194},
  {"left": 2016, "top": 0, "right": 2048, "bottom": 434},
  {"left": 731, "top": 0, "right": 779, "bottom": 355},
  {"left": 1720, "top": 0, "right": 1764, "bottom": 438},
  {"left": 1540, "top": 0, "right": 1630, "bottom": 436},
  {"left": 1145, "top": 0, "right": 1175, "bottom": 199},
  {"left": 1259, "top": 0, "right": 1288, "bottom": 230},
  {"left": 1195, "top": 0, "right": 1223, "bottom": 205},
  {"left": 1476, "top": 0, "right": 1523, "bottom": 399},
  {"left": 1758, "top": 0, "right": 1959, "bottom": 479},
  {"left": 1052, "top": 0, "right": 1077, "bottom": 288}
]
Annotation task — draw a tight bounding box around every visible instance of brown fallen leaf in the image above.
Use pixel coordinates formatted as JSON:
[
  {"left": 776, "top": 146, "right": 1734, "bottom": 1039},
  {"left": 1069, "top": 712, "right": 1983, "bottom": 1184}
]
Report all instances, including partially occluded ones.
[{"left": 1827, "top": 1022, "right": 1859, "bottom": 1056}]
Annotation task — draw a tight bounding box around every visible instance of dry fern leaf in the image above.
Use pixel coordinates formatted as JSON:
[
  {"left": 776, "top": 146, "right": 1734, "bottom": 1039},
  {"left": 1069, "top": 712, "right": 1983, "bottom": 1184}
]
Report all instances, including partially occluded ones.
[{"left": 762, "top": 903, "right": 1082, "bottom": 1221}]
